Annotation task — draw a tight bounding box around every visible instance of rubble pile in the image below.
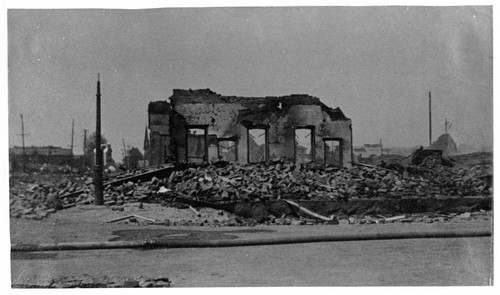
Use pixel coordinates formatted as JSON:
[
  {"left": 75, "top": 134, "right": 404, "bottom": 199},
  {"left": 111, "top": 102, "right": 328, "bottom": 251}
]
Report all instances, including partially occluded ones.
[
  {"left": 9, "top": 175, "right": 93, "bottom": 219},
  {"left": 9, "top": 156, "right": 492, "bottom": 220},
  {"left": 407, "top": 156, "right": 492, "bottom": 196},
  {"left": 9, "top": 168, "right": 164, "bottom": 219},
  {"left": 9, "top": 177, "right": 160, "bottom": 219},
  {"left": 165, "top": 160, "right": 491, "bottom": 203},
  {"left": 263, "top": 210, "right": 491, "bottom": 226},
  {"left": 100, "top": 180, "right": 154, "bottom": 207}
]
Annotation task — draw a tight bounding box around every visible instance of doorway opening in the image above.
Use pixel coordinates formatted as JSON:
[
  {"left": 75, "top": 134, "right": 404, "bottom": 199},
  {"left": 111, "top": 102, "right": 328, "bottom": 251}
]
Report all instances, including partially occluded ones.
[
  {"left": 248, "top": 128, "right": 268, "bottom": 163},
  {"left": 186, "top": 127, "right": 207, "bottom": 163},
  {"left": 324, "top": 139, "right": 342, "bottom": 167},
  {"left": 294, "top": 127, "right": 315, "bottom": 163}
]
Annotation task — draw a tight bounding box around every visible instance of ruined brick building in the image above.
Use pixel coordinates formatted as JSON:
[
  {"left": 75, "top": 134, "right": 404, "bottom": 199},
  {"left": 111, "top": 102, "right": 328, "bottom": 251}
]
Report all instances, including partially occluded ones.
[{"left": 146, "top": 89, "right": 353, "bottom": 167}]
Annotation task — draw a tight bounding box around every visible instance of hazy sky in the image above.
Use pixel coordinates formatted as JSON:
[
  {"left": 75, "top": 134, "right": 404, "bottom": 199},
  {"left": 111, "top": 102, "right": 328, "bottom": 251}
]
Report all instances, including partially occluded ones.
[{"left": 8, "top": 6, "right": 492, "bottom": 157}]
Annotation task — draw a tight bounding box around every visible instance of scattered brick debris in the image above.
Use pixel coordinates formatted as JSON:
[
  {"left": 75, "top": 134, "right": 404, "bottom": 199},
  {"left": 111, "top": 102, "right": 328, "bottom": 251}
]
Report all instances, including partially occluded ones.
[{"left": 9, "top": 156, "right": 492, "bottom": 223}]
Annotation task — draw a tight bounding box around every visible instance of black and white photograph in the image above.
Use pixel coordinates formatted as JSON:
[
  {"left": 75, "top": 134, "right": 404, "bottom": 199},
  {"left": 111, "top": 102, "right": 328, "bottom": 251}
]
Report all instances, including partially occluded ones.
[{"left": 3, "top": 0, "right": 495, "bottom": 289}]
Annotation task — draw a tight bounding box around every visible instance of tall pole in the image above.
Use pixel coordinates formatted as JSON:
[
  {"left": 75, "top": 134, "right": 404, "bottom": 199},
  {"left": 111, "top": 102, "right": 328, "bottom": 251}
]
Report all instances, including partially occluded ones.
[
  {"left": 83, "top": 129, "right": 87, "bottom": 171},
  {"left": 70, "top": 119, "right": 74, "bottom": 170},
  {"left": 70, "top": 119, "right": 74, "bottom": 155},
  {"left": 18, "top": 114, "right": 30, "bottom": 172},
  {"left": 123, "top": 138, "right": 130, "bottom": 172},
  {"left": 429, "top": 91, "right": 432, "bottom": 146},
  {"left": 94, "top": 74, "right": 104, "bottom": 205},
  {"left": 21, "top": 114, "right": 25, "bottom": 170},
  {"left": 21, "top": 114, "right": 25, "bottom": 155}
]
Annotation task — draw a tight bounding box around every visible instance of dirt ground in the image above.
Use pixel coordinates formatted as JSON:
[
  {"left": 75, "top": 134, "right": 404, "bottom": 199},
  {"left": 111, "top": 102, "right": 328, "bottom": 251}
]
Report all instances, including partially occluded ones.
[
  {"left": 9, "top": 199, "right": 493, "bottom": 288},
  {"left": 10, "top": 217, "right": 493, "bottom": 287},
  {"left": 10, "top": 201, "right": 493, "bottom": 245},
  {"left": 10, "top": 203, "right": 239, "bottom": 244}
]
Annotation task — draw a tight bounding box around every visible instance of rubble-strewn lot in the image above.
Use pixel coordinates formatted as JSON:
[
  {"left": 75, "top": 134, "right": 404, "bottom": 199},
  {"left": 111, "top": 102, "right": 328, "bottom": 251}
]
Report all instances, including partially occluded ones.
[{"left": 9, "top": 154, "right": 492, "bottom": 224}]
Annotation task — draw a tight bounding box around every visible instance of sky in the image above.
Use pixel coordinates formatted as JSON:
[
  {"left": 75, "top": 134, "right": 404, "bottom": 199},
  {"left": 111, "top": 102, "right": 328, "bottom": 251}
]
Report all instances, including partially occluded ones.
[{"left": 7, "top": 5, "right": 493, "bottom": 158}]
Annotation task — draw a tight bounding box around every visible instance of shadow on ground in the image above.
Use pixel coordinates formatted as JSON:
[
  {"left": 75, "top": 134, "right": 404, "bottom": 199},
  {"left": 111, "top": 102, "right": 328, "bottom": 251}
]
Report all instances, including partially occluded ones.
[{"left": 109, "top": 228, "right": 275, "bottom": 241}]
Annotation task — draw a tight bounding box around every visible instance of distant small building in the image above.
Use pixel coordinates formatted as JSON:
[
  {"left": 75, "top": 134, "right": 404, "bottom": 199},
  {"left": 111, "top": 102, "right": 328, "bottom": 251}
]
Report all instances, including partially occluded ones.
[
  {"left": 353, "top": 142, "right": 390, "bottom": 159},
  {"left": 9, "top": 146, "right": 73, "bottom": 168}
]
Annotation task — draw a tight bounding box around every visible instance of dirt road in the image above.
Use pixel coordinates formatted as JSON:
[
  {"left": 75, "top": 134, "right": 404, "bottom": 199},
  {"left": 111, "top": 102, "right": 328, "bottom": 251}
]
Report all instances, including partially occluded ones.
[{"left": 11, "top": 220, "right": 492, "bottom": 287}]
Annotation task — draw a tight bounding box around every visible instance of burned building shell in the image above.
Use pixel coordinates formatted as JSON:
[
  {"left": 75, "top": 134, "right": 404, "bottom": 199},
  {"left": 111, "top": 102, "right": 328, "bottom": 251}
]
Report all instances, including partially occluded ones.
[{"left": 147, "top": 89, "right": 353, "bottom": 167}]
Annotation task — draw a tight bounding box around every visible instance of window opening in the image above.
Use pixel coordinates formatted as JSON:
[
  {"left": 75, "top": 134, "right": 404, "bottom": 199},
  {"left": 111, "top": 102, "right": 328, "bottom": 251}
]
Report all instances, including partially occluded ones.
[{"left": 187, "top": 128, "right": 206, "bottom": 163}]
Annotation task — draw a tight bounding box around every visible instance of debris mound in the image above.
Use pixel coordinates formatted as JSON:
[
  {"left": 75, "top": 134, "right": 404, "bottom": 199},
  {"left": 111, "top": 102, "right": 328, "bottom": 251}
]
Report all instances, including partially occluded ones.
[
  {"left": 9, "top": 158, "right": 492, "bottom": 220},
  {"left": 164, "top": 160, "right": 491, "bottom": 203}
]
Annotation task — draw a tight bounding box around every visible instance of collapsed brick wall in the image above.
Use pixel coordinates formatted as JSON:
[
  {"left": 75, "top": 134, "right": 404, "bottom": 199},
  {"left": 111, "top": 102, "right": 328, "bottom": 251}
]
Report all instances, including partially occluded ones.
[{"left": 148, "top": 89, "right": 352, "bottom": 166}]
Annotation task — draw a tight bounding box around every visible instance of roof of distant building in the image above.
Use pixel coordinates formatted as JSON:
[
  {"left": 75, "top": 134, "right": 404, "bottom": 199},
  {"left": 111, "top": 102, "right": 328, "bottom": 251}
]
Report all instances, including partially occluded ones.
[
  {"left": 364, "top": 144, "right": 382, "bottom": 149},
  {"left": 10, "top": 146, "right": 72, "bottom": 156}
]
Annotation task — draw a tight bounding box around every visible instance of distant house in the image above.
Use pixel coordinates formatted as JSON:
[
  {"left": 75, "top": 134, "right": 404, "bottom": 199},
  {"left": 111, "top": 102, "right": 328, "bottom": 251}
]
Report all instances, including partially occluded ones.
[
  {"left": 9, "top": 146, "right": 73, "bottom": 167},
  {"left": 353, "top": 143, "right": 390, "bottom": 159}
]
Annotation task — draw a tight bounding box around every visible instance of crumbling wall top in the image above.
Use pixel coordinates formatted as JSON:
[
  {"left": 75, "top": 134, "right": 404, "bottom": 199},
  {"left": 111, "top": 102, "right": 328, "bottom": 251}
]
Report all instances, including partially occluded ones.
[
  {"left": 321, "top": 104, "right": 349, "bottom": 120},
  {"left": 166, "top": 89, "right": 350, "bottom": 121},
  {"left": 148, "top": 101, "right": 172, "bottom": 114},
  {"left": 171, "top": 89, "right": 322, "bottom": 106}
]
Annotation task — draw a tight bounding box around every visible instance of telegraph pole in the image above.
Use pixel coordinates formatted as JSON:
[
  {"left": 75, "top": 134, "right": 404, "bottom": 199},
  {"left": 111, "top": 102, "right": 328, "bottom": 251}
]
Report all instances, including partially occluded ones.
[
  {"left": 70, "top": 119, "right": 74, "bottom": 155},
  {"left": 18, "top": 114, "right": 30, "bottom": 172},
  {"left": 123, "top": 138, "right": 130, "bottom": 172},
  {"left": 94, "top": 74, "right": 104, "bottom": 205},
  {"left": 428, "top": 91, "right": 432, "bottom": 146},
  {"left": 70, "top": 119, "right": 74, "bottom": 170}
]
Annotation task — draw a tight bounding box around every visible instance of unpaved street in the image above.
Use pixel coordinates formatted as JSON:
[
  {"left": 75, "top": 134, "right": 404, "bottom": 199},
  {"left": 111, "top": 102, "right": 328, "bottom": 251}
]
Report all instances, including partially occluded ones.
[{"left": 11, "top": 221, "right": 492, "bottom": 287}]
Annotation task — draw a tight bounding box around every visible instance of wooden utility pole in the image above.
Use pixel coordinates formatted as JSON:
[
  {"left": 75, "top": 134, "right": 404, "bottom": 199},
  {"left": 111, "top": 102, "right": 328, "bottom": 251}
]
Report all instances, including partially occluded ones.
[
  {"left": 18, "top": 114, "right": 30, "bottom": 171},
  {"left": 94, "top": 74, "right": 104, "bottom": 205},
  {"left": 70, "top": 119, "right": 74, "bottom": 170},
  {"left": 123, "top": 138, "right": 130, "bottom": 172},
  {"left": 429, "top": 91, "right": 432, "bottom": 146},
  {"left": 70, "top": 119, "right": 74, "bottom": 154}
]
